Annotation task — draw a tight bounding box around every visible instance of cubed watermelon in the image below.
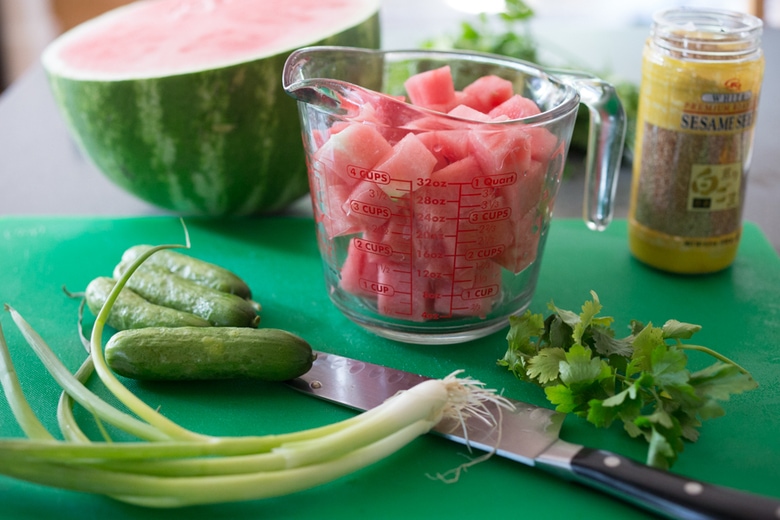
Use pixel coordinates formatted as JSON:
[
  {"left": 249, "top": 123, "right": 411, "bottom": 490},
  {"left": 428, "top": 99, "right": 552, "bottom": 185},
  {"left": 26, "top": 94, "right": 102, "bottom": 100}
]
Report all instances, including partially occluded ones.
[
  {"left": 339, "top": 238, "right": 379, "bottom": 299},
  {"left": 492, "top": 205, "right": 543, "bottom": 274},
  {"left": 373, "top": 132, "right": 438, "bottom": 198},
  {"left": 526, "top": 126, "right": 559, "bottom": 161},
  {"left": 314, "top": 123, "right": 392, "bottom": 183},
  {"left": 362, "top": 215, "right": 413, "bottom": 265},
  {"left": 433, "top": 259, "right": 502, "bottom": 318},
  {"left": 431, "top": 154, "right": 481, "bottom": 182},
  {"left": 447, "top": 104, "right": 493, "bottom": 121},
  {"left": 314, "top": 67, "right": 556, "bottom": 323},
  {"left": 352, "top": 93, "right": 415, "bottom": 143},
  {"left": 461, "top": 75, "right": 514, "bottom": 114},
  {"left": 416, "top": 130, "right": 472, "bottom": 169},
  {"left": 403, "top": 65, "right": 458, "bottom": 113},
  {"left": 320, "top": 180, "right": 363, "bottom": 239},
  {"left": 488, "top": 94, "right": 542, "bottom": 120},
  {"left": 468, "top": 127, "right": 532, "bottom": 176},
  {"left": 342, "top": 180, "right": 398, "bottom": 228},
  {"left": 407, "top": 103, "right": 490, "bottom": 132},
  {"left": 499, "top": 159, "right": 547, "bottom": 218},
  {"left": 377, "top": 262, "right": 431, "bottom": 321}
]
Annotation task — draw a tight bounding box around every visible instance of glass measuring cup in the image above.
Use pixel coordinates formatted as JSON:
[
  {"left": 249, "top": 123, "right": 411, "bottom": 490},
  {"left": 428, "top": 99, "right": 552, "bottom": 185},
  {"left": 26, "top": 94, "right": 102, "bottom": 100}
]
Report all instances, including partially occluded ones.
[{"left": 283, "top": 46, "right": 625, "bottom": 344}]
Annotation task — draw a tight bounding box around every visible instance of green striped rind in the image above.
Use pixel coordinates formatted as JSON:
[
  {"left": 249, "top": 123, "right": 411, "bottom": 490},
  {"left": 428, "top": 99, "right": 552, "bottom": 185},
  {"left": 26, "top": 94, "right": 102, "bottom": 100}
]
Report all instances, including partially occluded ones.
[{"left": 46, "top": 13, "right": 380, "bottom": 216}]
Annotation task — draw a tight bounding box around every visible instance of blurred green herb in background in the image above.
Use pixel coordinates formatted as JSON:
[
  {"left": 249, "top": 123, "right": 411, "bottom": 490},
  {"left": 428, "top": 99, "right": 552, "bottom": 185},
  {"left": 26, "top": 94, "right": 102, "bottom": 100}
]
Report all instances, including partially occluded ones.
[{"left": 422, "top": 0, "right": 638, "bottom": 161}]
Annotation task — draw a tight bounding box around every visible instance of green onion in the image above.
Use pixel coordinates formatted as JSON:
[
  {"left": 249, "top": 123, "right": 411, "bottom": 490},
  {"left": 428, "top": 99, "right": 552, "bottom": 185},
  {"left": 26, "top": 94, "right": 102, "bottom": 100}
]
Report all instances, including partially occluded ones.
[{"left": 0, "top": 234, "right": 511, "bottom": 507}]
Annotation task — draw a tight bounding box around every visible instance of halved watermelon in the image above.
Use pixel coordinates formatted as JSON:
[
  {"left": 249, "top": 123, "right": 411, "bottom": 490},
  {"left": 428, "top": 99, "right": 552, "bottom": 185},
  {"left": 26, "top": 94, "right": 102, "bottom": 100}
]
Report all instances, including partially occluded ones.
[{"left": 42, "top": 0, "right": 380, "bottom": 216}]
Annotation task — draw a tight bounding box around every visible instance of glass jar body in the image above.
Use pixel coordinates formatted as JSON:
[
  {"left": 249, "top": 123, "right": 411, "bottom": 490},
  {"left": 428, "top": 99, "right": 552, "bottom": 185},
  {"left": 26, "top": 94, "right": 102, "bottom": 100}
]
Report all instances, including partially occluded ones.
[{"left": 628, "top": 8, "right": 765, "bottom": 274}]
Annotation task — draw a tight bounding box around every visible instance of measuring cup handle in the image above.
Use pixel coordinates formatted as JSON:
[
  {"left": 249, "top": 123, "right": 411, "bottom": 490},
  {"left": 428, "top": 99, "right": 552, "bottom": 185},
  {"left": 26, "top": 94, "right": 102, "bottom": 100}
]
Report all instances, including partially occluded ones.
[{"left": 554, "top": 71, "right": 627, "bottom": 231}]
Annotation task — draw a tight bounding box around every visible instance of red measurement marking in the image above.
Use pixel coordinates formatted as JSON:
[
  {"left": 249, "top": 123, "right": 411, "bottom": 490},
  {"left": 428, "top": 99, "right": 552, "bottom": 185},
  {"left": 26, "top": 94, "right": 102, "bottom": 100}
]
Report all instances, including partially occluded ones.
[
  {"left": 347, "top": 165, "right": 391, "bottom": 185},
  {"left": 468, "top": 207, "right": 511, "bottom": 223},
  {"left": 416, "top": 178, "right": 448, "bottom": 188},
  {"left": 358, "top": 279, "right": 395, "bottom": 296},
  {"left": 353, "top": 238, "right": 393, "bottom": 257},
  {"left": 465, "top": 245, "right": 506, "bottom": 260},
  {"left": 349, "top": 200, "right": 392, "bottom": 219},
  {"left": 471, "top": 172, "right": 518, "bottom": 189},
  {"left": 461, "top": 285, "right": 499, "bottom": 300}
]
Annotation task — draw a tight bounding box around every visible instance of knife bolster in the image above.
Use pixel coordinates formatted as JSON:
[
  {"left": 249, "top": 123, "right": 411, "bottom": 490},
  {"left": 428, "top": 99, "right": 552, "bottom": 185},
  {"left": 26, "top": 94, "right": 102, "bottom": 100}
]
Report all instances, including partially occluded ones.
[{"left": 533, "top": 439, "right": 583, "bottom": 477}]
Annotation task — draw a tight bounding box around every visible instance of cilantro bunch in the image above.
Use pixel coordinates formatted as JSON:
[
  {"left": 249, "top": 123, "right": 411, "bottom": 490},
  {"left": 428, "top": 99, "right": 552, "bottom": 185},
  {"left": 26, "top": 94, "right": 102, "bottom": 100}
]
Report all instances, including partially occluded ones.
[{"left": 499, "top": 291, "right": 758, "bottom": 469}]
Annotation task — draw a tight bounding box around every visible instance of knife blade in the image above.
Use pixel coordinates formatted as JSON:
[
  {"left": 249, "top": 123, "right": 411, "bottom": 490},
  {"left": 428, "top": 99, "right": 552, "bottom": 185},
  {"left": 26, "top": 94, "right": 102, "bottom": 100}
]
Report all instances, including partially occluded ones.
[{"left": 286, "top": 351, "right": 780, "bottom": 520}]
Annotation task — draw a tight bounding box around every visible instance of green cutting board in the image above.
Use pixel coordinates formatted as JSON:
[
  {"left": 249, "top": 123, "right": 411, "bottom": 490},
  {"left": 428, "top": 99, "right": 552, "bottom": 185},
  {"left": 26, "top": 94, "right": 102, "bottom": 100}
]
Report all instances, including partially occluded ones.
[{"left": 1, "top": 216, "right": 778, "bottom": 520}]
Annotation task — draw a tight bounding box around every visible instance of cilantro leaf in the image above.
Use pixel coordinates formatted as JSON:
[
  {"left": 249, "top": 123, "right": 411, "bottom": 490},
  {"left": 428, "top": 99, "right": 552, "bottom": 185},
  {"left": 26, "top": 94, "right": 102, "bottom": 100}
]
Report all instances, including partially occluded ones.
[
  {"left": 649, "top": 345, "right": 690, "bottom": 388},
  {"left": 544, "top": 384, "right": 578, "bottom": 413},
  {"left": 505, "top": 311, "right": 544, "bottom": 356},
  {"left": 558, "top": 344, "right": 603, "bottom": 386},
  {"left": 500, "top": 291, "right": 759, "bottom": 469},
  {"left": 591, "top": 327, "right": 633, "bottom": 358},
  {"left": 647, "top": 428, "right": 677, "bottom": 470},
  {"left": 526, "top": 348, "right": 566, "bottom": 385},
  {"left": 690, "top": 362, "right": 759, "bottom": 400},
  {"left": 662, "top": 320, "right": 702, "bottom": 340},
  {"left": 630, "top": 323, "right": 666, "bottom": 371},
  {"left": 547, "top": 303, "right": 580, "bottom": 330}
]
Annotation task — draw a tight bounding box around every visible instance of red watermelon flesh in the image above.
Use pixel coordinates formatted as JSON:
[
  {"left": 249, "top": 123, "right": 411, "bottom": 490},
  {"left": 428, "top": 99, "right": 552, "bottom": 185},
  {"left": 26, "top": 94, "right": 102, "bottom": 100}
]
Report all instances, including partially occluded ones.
[
  {"left": 461, "top": 75, "right": 514, "bottom": 114},
  {"left": 433, "top": 259, "right": 503, "bottom": 318},
  {"left": 373, "top": 133, "right": 438, "bottom": 198},
  {"left": 468, "top": 127, "right": 532, "bottom": 176},
  {"left": 362, "top": 223, "right": 412, "bottom": 266},
  {"left": 313, "top": 123, "right": 392, "bottom": 183},
  {"left": 492, "top": 204, "right": 543, "bottom": 274},
  {"left": 312, "top": 65, "right": 558, "bottom": 321},
  {"left": 42, "top": 0, "right": 381, "bottom": 216},
  {"left": 403, "top": 66, "right": 458, "bottom": 112},
  {"left": 494, "top": 159, "right": 547, "bottom": 221},
  {"left": 339, "top": 238, "right": 379, "bottom": 299},
  {"left": 51, "top": 0, "right": 377, "bottom": 79},
  {"left": 447, "top": 104, "right": 492, "bottom": 122},
  {"left": 489, "top": 94, "right": 542, "bottom": 120},
  {"left": 377, "top": 263, "right": 432, "bottom": 321},
  {"left": 322, "top": 181, "right": 362, "bottom": 239},
  {"left": 416, "top": 130, "right": 472, "bottom": 169},
  {"left": 342, "top": 180, "right": 398, "bottom": 229},
  {"left": 526, "top": 126, "right": 560, "bottom": 161}
]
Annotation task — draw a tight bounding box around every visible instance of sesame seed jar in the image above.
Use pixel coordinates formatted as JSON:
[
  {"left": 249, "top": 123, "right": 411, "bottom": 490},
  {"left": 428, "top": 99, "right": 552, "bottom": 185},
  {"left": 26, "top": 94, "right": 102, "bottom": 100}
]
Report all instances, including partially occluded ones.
[{"left": 628, "top": 7, "right": 764, "bottom": 274}]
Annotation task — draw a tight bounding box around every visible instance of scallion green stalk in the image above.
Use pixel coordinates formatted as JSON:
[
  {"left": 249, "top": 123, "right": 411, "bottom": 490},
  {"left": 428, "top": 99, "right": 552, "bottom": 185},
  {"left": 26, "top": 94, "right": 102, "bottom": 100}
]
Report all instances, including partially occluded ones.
[
  {"left": 0, "top": 232, "right": 512, "bottom": 507},
  {"left": 0, "top": 321, "right": 54, "bottom": 440}
]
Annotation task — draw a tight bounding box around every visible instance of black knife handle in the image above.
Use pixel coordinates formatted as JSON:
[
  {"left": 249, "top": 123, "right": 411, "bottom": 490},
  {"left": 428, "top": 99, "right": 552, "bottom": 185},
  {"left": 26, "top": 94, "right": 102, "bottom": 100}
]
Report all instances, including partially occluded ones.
[{"left": 568, "top": 448, "right": 780, "bottom": 520}]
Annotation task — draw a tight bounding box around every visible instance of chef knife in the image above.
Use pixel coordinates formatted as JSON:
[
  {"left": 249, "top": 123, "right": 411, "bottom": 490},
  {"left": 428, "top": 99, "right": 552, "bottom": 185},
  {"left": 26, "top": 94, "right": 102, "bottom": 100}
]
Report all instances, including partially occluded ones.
[{"left": 286, "top": 351, "right": 780, "bottom": 520}]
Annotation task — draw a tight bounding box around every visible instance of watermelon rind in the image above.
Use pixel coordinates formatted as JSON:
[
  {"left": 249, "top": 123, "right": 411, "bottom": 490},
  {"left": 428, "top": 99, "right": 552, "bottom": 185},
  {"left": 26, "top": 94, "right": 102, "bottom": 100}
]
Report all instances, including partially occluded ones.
[{"left": 41, "top": 0, "right": 381, "bottom": 216}]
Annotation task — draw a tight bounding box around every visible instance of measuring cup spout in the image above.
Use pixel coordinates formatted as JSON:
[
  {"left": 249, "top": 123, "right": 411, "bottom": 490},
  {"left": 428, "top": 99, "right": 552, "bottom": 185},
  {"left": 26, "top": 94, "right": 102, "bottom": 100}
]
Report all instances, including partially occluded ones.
[
  {"left": 282, "top": 78, "right": 351, "bottom": 114},
  {"left": 554, "top": 71, "right": 627, "bottom": 231},
  {"left": 283, "top": 46, "right": 383, "bottom": 116},
  {"left": 283, "top": 50, "right": 344, "bottom": 113}
]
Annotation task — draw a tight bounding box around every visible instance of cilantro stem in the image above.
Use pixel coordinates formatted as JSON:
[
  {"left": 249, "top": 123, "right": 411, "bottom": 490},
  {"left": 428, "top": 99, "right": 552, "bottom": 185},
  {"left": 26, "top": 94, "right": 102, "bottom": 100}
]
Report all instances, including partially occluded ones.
[{"left": 677, "top": 343, "right": 751, "bottom": 375}]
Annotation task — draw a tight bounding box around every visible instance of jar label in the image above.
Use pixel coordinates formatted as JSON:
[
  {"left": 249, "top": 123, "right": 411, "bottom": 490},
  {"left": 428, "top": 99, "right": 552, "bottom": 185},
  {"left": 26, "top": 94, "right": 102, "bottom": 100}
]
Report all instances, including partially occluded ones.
[
  {"left": 630, "top": 51, "right": 764, "bottom": 241},
  {"left": 641, "top": 57, "right": 762, "bottom": 133},
  {"left": 687, "top": 162, "right": 742, "bottom": 212}
]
